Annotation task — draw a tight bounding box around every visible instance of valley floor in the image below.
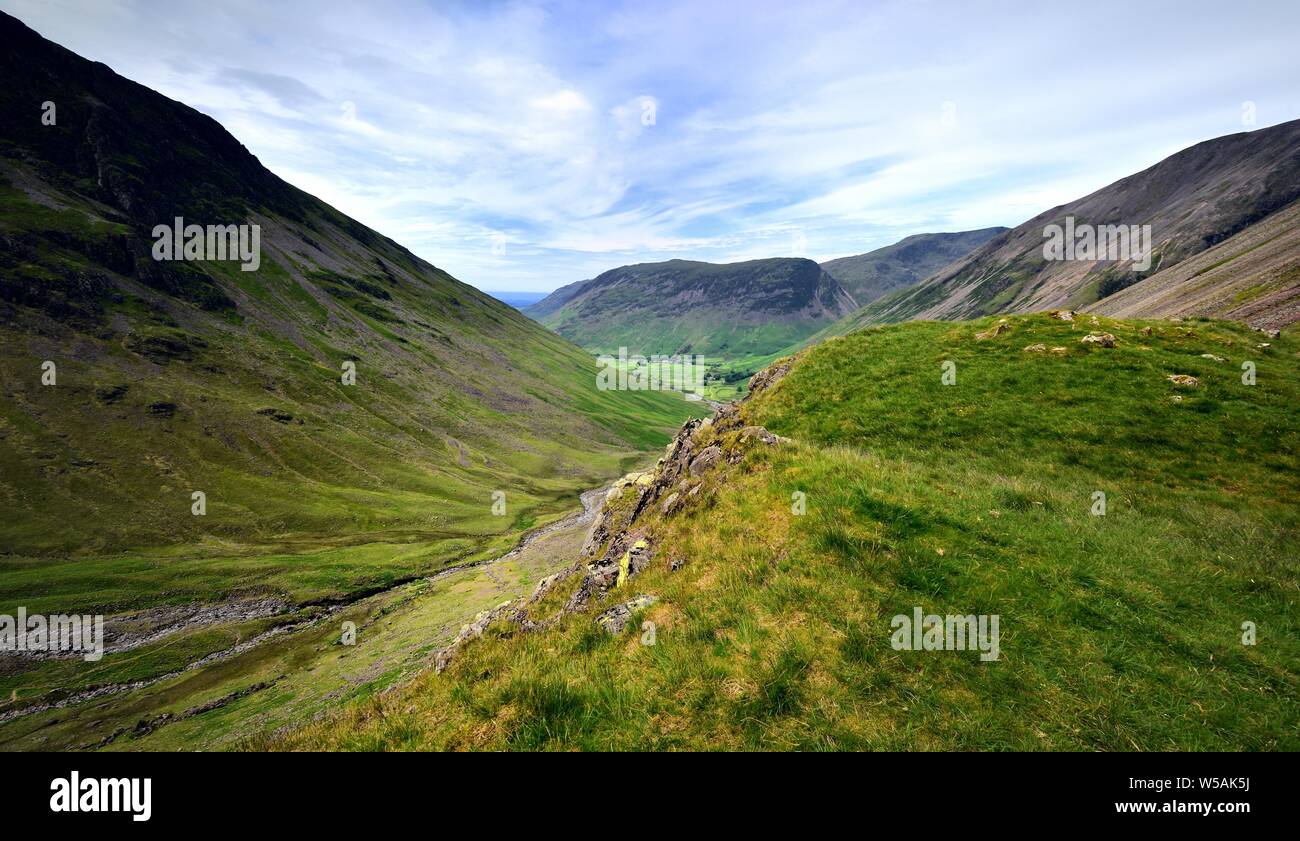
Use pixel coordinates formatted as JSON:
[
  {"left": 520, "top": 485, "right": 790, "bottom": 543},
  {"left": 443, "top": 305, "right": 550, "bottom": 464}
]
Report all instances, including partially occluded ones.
[{"left": 0, "top": 485, "right": 609, "bottom": 750}]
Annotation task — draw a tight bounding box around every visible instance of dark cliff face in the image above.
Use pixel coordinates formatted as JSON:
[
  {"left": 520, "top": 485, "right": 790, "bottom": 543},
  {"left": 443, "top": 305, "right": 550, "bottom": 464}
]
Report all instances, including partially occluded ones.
[
  {"left": 0, "top": 11, "right": 435, "bottom": 322},
  {"left": 0, "top": 12, "right": 311, "bottom": 227}
]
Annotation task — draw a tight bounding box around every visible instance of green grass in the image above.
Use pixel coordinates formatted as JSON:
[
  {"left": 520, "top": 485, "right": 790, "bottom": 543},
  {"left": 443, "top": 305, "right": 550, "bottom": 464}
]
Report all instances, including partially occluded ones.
[
  {"left": 0, "top": 159, "right": 703, "bottom": 744},
  {"left": 0, "top": 182, "right": 130, "bottom": 237},
  {"left": 266, "top": 313, "right": 1298, "bottom": 751}
]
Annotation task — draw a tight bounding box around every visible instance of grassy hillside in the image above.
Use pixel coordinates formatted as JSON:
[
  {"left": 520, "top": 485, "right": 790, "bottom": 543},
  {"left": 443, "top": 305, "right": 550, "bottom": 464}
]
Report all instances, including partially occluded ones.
[
  {"left": 268, "top": 313, "right": 1298, "bottom": 751},
  {"left": 528, "top": 258, "right": 857, "bottom": 359},
  {"left": 526, "top": 257, "right": 860, "bottom": 402},
  {"left": 0, "top": 11, "right": 700, "bottom": 746}
]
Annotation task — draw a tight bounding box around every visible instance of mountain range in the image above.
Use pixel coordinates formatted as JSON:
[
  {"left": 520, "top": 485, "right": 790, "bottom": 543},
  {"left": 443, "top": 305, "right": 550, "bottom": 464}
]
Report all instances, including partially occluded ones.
[
  {"left": 524, "top": 229, "right": 1005, "bottom": 401},
  {"left": 819, "top": 226, "right": 1007, "bottom": 305},
  {"left": 526, "top": 257, "right": 857, "bottom": 358},
  {"left": 842, "top": 118, "right": 1300, "bottom": 332},
  {"left": 538, "top": 120, "right": 1300, "bottom": 348}
]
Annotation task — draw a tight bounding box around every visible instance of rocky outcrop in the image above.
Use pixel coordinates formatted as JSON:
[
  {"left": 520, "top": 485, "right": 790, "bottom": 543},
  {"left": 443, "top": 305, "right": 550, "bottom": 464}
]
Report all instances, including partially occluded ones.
[
  {"left": 582, "top": 387, "right": 787, "bottom": 568},
  {"left": 433, "top": 600, "right": 522, "bottom": 672},
  {"left": 689, "top": 445, "right": 722, "bottom": 476},
  {"left": 747, "top": 356, "right": 796, "bottom": 396},
  {"left": 596, "top": 596, "right": 658, "bottom": 635},
  {"left": 1080, "top": 332, "right": 1117, "bottom": 348},
  {"left": 432, "top": 358, "right": 795, "bottom": 673}
]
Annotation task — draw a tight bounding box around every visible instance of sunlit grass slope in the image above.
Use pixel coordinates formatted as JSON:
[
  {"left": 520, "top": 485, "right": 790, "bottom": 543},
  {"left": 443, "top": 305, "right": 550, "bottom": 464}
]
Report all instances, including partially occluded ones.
[{"left": 267, "top": 314, "right": 1298, "bottom": 750}]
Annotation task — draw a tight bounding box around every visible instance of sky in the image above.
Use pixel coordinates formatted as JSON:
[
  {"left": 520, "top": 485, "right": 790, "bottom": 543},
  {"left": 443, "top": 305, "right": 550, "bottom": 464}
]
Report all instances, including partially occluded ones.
[{"left": 4, "top": 0, "right": 1300, "bottom": 294}]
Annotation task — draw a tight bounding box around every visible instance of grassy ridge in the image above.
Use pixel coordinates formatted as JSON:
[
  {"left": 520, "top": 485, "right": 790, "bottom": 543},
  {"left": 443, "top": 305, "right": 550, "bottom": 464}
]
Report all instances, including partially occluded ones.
[{"left": 267, "top": 314, "right": 1298, "bottom": 750}]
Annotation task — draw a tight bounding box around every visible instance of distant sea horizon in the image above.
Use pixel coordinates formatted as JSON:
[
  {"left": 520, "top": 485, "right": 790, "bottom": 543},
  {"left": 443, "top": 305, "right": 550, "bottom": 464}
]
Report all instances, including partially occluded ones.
[{"left": 487, "top": 290, "right": 549, "bottom": 309}]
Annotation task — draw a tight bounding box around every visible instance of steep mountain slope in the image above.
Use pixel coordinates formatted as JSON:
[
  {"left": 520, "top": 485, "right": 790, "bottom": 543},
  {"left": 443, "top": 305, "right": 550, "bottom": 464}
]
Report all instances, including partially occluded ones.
[
  {"left": 851, "top": 119, "right": 1300, "bottom": 328},
  {"left": 521, "top": 277, "right": 589, "bottom": 319},
  {"left": 819, "top": 226, "right": 1007, "bottom": 305},
  {"left": 0, "top": 8, "right": 697, "bottom": 733},
  {"left": 270, "top": 313, "right": 1299, "bottom": 751},
  {"left": 1091, "top": 197, "right": 1300, "bottom": 329},
  {"left": 525, "top": 257, "right": 858, "bottom": 357}
]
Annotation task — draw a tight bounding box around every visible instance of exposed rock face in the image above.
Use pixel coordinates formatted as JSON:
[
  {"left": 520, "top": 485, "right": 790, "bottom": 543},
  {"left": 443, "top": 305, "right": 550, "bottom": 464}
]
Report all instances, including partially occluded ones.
[
  {"left": 1167, "top": 374, "right": 1200, "bottom": 387},
  {"left": 739, "top": 426, "right": 782, "bottom": 446},
  {"left": 975, "top": 322, "right": 1010, "bottom": 340},
  {"left": 689, "top": 445, "right": 722, "bottom": 476},
  {"left": 596, "top": 596, "right": 658, "bottom": 635},
  {"left": 583, "top": 364, "right": 791, "bottom": 562},
  {"left": 747, "top": 357, "right": 796, "bottom": 395}
]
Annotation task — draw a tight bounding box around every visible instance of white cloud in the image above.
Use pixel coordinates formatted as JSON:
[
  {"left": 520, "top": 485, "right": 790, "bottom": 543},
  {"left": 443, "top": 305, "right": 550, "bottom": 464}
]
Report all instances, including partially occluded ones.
[{"left": 2, "top": 0, "right": 1298, "bottom": 291}]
